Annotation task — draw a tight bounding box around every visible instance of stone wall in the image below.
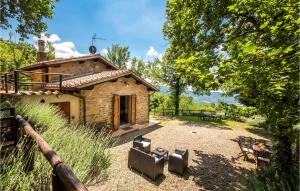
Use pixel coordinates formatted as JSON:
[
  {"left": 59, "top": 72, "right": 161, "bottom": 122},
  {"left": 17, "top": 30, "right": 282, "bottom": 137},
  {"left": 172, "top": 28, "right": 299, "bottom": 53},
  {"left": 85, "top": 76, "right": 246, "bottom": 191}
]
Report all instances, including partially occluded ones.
[
  {"left": 81, "top": 77, "right": 150, "bottom": 129},
  {"left": 48, "top": 60, "right": 113, "bottom": 81}
]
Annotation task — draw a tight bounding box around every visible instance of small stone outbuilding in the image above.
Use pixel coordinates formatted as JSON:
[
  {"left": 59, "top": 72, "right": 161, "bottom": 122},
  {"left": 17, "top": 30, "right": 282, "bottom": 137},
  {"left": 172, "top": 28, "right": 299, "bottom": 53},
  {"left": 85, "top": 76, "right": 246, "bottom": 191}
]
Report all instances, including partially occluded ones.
[{"left": 19, "top": 42, "right": 157, "bottom": 131}]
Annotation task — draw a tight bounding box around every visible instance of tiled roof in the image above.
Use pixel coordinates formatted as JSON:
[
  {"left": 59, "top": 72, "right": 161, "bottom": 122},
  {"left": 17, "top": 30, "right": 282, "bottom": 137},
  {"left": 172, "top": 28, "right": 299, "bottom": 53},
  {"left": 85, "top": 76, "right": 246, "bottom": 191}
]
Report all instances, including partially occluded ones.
[
  {"left": 21, "top": 53, "right": 118, "bottom": 70},
  {"left": 45, "top": 70, "right": 157, "bottom": 91},
  {"left": 62, "top": 70, "right": 130, "bottom": 88},
  {"left": 0, "top": 90, "right": 61, "bottom": 95}
]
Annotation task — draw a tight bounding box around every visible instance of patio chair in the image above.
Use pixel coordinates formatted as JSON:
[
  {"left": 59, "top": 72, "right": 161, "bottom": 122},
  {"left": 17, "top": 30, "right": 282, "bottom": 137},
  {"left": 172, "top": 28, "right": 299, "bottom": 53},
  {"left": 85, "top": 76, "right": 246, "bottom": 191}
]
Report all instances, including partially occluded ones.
[
  {"left": 238, "top": 138, "right": 254, "bottom": 161},
  {"left": 133, "top": 135, "right": 151, "bottom": 153},
  {"left": 128, "top": 147, "right": 164, "bottom": 180},
  {"left": 168, "top": 149, "right": 188, "bottom": 175}
]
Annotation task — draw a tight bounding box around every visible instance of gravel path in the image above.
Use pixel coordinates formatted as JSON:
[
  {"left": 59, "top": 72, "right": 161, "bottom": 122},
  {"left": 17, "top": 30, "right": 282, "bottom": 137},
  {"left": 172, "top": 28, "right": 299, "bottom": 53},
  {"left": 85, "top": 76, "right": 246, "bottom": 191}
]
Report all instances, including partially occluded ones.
[{"left": 89, "top": 118, "right": 269, "bottom": 191}]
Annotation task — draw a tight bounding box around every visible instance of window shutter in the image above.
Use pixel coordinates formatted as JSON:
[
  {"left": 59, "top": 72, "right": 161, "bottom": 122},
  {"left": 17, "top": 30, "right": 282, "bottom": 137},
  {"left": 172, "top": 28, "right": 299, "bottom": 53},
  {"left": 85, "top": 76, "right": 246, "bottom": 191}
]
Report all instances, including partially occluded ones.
[
  {"left": 131, "top": 95, "right": 136, "bottom": 124},
  {"left": 113, "top": 95, "right": 120, "bottom": 130}
]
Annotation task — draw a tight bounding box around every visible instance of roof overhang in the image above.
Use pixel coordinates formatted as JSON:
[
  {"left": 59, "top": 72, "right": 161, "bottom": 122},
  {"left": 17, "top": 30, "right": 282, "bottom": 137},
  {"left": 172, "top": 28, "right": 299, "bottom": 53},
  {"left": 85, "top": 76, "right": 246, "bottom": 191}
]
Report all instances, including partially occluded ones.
[{"left": 75, "top": 74, "right": 157, "bottom": 91}]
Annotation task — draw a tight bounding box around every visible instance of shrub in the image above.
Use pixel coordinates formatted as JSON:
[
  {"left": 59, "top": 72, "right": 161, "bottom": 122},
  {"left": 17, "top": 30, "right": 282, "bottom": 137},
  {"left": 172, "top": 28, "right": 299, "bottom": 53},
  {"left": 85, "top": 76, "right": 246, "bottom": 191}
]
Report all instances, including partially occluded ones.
[
  {"left": 242, "top": 166, "right": 299, "bottom": 191},
  {"left": 0, "top": 102, "right": 113, "bottom": 190}
]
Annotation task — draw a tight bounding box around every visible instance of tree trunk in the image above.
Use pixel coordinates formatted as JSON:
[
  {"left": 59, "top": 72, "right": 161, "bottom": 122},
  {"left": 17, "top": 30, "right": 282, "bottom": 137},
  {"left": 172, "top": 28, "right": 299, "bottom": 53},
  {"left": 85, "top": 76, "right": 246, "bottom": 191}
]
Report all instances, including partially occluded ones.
[
  {"left": 273, "top": 134, "right": 293, "bottom": 178},
  {"left": 174, "top": 79, "right": 181, "bottom": 115}
]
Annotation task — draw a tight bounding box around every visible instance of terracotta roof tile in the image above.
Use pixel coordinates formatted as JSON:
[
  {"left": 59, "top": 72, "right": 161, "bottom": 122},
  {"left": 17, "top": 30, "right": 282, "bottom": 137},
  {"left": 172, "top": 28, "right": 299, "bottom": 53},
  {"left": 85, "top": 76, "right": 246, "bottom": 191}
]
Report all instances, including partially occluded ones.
[
  {"left": 45, "top": 70, "right": 157, "bottom": 91},
  {"left": 62, "top": 70, "right": 130, "bottom": 88}
]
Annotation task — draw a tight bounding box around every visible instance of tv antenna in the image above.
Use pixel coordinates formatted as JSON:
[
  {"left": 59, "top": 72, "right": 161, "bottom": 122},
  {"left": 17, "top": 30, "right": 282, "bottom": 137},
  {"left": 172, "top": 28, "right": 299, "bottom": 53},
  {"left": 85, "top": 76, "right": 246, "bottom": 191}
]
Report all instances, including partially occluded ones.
[{"left": 89, "top": 33, "right": 106, "bottom": 54}]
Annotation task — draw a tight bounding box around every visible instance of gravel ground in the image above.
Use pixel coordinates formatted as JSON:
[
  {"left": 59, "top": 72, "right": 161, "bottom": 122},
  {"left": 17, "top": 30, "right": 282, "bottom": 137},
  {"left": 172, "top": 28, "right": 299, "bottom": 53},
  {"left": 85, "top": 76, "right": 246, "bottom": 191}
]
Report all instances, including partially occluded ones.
[{"left": 89, "top": 118, "right": 269, "bottom": 191}]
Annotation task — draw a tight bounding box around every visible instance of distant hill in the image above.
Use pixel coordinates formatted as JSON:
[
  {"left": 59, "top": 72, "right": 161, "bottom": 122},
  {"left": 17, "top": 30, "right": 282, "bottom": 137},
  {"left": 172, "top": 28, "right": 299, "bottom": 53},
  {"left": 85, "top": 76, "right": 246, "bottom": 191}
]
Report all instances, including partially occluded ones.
[{"left": 159, "top": 86, "right": 238, "bottom": 105}]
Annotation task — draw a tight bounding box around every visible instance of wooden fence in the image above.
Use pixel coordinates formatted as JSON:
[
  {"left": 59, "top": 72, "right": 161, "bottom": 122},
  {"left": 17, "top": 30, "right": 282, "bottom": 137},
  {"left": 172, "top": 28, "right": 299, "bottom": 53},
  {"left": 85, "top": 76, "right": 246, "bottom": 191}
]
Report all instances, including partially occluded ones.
[
  {"left": 152, "top": 108, "right": 223, "bottom": 121},
  {"left": 0, "top": 107, "right": 88, "bottom": 191}
]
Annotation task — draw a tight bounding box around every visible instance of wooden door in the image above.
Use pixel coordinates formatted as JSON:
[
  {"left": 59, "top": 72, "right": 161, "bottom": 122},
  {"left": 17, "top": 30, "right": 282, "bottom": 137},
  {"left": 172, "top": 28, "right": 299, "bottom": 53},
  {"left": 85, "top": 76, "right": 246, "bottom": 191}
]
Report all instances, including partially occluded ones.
[
  {"left": 131, "top": 95, "right": 136, "bottom": 124},
  {"left": 113, "top": 95, "right": 120, "bottom": 130},
  {"left": 51, "top": 102, "right": 70, "bottom": 123}
]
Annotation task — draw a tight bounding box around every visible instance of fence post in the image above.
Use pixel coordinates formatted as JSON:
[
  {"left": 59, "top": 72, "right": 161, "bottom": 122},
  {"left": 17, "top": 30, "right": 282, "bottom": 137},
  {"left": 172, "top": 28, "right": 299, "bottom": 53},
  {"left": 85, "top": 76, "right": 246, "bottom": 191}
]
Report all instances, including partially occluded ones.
[
  {"left": 4, "top": 73, "right": 8, "bottom": 93},
  {"left": 52, "top": 170, "right": 66, "bottom": 191},
  {"left": 10, "top": 107, "right": 18, "bottom": 147},
  {"left": 14, "top": 70, "right": 18, "bottom": 93}
]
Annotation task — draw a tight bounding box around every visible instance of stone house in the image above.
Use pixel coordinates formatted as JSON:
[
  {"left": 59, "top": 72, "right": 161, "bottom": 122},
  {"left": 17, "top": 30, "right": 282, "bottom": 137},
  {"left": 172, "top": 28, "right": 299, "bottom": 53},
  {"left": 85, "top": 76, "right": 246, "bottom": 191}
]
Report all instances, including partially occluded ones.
[{"left": 19, "top": 40, "right": 157, "bottom": 131}]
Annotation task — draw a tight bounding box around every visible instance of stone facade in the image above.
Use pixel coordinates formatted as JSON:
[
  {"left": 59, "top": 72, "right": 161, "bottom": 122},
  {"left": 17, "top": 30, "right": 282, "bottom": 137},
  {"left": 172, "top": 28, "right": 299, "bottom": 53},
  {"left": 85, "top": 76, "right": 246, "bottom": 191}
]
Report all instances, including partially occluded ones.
[
  {"left": 81, "top": 77, "right": 149, "bottom": 129},
  {"left": 30, "top": 60, "right": 114, "bottom": 83},
  {"left": 48, "top": 60, "right": 113, "bottom": 81}
]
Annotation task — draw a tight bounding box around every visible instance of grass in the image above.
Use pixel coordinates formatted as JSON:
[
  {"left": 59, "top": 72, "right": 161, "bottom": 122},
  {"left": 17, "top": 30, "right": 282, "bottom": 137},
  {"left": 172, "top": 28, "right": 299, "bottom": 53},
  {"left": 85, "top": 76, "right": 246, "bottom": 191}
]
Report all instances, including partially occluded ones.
[
  {"left": 175, "top": 115, "right": 253, "bottom": 128},
  {"left": 0, "top": 102, "right": 113, "bottom": 190}
]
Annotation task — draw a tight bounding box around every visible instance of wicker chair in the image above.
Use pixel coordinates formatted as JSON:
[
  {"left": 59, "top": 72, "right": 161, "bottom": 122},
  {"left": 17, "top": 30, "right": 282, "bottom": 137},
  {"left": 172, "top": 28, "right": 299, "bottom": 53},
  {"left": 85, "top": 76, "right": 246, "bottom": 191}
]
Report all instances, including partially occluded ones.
[
  {"left": 168, "top": 149, "right": 188, "bottom": 175},
  {"left": 128, "top": 147, "right": 164, "bottom": 180},
  {"left": 133, "top": 135, "right": 151, "bottom": 153}
]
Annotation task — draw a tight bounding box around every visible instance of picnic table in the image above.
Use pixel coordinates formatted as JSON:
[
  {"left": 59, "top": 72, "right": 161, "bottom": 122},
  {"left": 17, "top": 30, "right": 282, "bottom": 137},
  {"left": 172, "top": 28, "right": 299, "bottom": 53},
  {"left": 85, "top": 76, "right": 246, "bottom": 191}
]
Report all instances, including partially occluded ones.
[
  {"left": 252, "top": 142, "right": 272, "bottom": 156},
  {"left": 252, "top": 142, "right": 272, "bottom": 168}
]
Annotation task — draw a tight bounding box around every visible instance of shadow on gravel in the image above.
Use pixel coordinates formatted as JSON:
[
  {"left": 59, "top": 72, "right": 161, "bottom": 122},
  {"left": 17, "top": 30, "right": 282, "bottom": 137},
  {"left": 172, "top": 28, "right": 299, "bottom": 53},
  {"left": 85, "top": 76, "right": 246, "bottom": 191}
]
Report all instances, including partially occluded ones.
[
  {"left": 189, "top": 150, "right": 250, "bottom": 191},
  {"left": 128, "top": 168, "right": 166, "bottom": 186},
  {"left": 113, "top": 124, "right": 164, "bottom": 147}
]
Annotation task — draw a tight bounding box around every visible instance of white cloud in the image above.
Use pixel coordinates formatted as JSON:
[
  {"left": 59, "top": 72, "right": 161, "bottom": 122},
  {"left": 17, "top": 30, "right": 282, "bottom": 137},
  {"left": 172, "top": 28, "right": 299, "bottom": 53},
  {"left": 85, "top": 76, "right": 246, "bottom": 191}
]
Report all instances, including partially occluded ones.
[
  {"left": 34, "top": 33, "right": 85, "bottom": 58},
  {"left": 158, "top": 53, "right": 163, "bottom": 61},
  {"left": 52, "top": 42, "right": 84, "bottom": 58},
  {"left": 146, "top": 46, "right": 159, "bottom": 57},
  {"left": 100, "top": 48, "right": 108, "bottom": 55}
]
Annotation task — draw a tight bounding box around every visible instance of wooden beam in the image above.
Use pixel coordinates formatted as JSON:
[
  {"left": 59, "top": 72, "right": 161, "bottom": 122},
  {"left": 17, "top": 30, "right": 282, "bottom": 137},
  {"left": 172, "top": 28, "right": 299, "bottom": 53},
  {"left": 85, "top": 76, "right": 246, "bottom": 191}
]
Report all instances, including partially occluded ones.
[
  {"left": 80, "top": 85, "right": 94, "bottom": 90},
  {"left": 110, "top": 79, "right": 118, "bottom": 82},
  {"left": 78, "top": 61, "right": 85, "bottom": 64}
]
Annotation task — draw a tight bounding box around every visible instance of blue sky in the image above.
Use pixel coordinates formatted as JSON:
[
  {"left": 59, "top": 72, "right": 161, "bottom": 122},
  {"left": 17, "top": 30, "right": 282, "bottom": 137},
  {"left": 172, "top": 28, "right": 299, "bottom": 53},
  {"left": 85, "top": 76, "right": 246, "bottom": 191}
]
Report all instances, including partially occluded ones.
[{"left": 1, "top": 0, "right": 168, "bottom": 60}]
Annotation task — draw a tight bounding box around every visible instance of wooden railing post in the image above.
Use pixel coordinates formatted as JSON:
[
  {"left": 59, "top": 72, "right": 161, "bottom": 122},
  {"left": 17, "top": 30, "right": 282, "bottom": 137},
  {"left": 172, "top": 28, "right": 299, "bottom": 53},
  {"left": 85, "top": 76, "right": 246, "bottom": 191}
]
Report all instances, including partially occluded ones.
[
  {"left": 4, "top": 73, "right": 8, "bottom": 93},
  {"left": 14, "top": 70, "right": 18, "bottom": 93},
  {"left": 10, "top": 107, "right": 18, "bottom": 147},
  {"left": 59, "top": 74, "right": 63, "bottom": 92},
  {"left": 52, "top": 170, "right": 66, "bottom": 191}
]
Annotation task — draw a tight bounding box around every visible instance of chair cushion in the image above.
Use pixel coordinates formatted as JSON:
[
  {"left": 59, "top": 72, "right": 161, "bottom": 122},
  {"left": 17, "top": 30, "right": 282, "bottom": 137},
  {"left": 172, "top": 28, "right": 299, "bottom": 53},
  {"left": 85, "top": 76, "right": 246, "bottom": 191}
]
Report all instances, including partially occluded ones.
[
  {"left": 141, "top": 141, "right": 150, "bottom": 147},
  {"left": 172, "top": 153, "right": 183, "bottom": 159},
  {"left": 242, "top": 148, "right": 253, "bottom": 153},
  {"left": 258, "top": 157, "right": 271, "bottom": 163}
]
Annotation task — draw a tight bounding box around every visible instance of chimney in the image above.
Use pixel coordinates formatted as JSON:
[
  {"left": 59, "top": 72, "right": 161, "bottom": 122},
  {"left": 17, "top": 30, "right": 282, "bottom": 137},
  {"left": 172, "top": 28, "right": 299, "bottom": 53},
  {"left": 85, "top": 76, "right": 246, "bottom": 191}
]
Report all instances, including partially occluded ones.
[{"left": 37, "top": 39, "right": 48, "bottom": 62}]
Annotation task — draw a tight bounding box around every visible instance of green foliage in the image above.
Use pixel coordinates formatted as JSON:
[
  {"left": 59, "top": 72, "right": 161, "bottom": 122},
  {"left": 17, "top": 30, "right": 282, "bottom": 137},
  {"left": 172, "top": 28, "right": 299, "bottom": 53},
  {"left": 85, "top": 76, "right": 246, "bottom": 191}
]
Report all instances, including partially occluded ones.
[
  {"left": 242, "top": 167, "right": 299, "bottom": 191},
  {"left": 130, "top": 57, "right": 146, "bottom": 77},
  {"left": 163, "top": 0, "right": 299, "bottom": 179},
  {"left": 0, "top": 0, "right": 58, "bottom": 39},
  {"left": 106, "top": 44, "right": 130, "bottom": 69},
  {"left": 0, "top": 38, "right": 37, "bottom": 72},
  {"left": 218, "top": 101, "right": 257, "bottom": 120},
  {"left": 0, "top": 102, "right": 113, "bottom": 190}
]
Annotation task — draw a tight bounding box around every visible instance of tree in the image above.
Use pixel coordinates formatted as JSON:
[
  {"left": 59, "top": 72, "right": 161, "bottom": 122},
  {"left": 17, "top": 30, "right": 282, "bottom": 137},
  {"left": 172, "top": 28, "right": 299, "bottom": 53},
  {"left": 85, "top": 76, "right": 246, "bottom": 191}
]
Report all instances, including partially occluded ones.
[
  {"left": 0, "top": 0, "right": 58, "bottom": 39},
  {"left": 0, "top": 37, "right": 56, "bottom": 72},
  {"left": 106, "top": 44, "right": 130, "bottom": 69},
  {"left": 0, "top": 38, "right": 37, "bottom": 72},
  {"left": 151, "top": 49, "right": 188, "bottom": 115},
  {"left": 163, "top": 0, "right": 299, "bottom": 185},
  {"left": 130, "top": 57, "right": 146, "bottom": 77}
]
